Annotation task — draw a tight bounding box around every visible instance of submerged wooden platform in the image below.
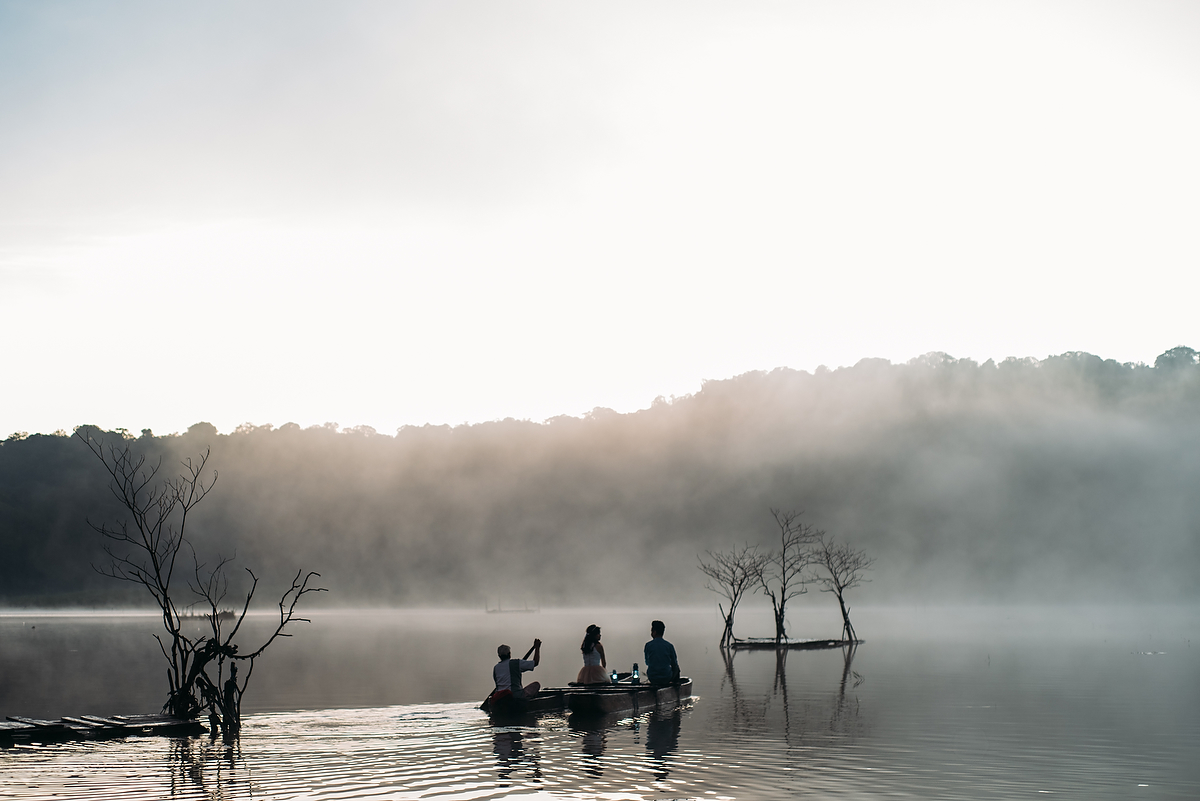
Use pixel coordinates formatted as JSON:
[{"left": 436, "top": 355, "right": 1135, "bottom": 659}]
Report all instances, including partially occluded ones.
[
  {"left": 1, "top": 713, "right": 205, "bottom": 745},
  {"left": 485, "top": 678, "right": 693, "bottom": 719},
  {"left": 731, "top": 638, "right": 863, "bottom": 650}
]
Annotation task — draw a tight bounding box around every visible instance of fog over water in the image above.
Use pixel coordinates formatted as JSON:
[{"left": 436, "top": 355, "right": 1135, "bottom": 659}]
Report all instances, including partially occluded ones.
[
  {"left": 2, "top": 349, "right": 1198, "bottom": 608},
  {"left": 3, "top": 606, "right": 1198, "bottom": 799}
]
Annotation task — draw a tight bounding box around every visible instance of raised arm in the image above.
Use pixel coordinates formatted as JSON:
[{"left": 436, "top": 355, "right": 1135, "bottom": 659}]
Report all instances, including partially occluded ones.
[{"left": 531, "top": 638, "right": 542, "bottom": 667}]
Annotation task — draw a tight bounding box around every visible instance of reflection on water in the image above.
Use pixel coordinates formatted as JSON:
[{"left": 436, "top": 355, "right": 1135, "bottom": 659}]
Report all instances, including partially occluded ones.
[
  {"left": 644, "top": 709, "right": 682, "bottom": 780},
  {"left": 167, "top": 737, "right": 248, "bottom": 798},
  {"left": 491, "top": 727, "right": 540, "bottom": 782},
  {"left": 569, "top": 712, "right": 609, "bottom": 767},
  {"left": 717, "top": 642, "right": 868, "bottom": 760},
  {"left": 2, "top": 606, "right": 1199, "bottom": 799}
]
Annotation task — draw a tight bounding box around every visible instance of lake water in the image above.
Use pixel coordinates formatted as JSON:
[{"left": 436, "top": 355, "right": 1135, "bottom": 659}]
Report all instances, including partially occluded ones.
[{"left": 1, "top": 605, "right": 1197, "bottom": 800}]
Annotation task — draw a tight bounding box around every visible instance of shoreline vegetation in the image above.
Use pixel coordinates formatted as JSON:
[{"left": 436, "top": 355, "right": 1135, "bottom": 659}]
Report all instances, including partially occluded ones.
[{"left": 3, "top": 348, "right": 1199, "bottom": 609}]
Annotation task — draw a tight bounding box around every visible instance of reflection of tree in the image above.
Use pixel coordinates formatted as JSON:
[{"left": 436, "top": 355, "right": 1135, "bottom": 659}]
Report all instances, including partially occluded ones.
[
  {"left": 168, "top": 738, "right": 205, "bottom": 796},
  {"left": 773, "top": 647, "right": 791, "bottom": 740},
  {"left": 715, "top": 648, "right": 770, "bottom": 734},
  {"left": 722, "top": 644, "right": 867, "bottom": 753},
  {"left": 831, "top": 643, "right": 864, "bottom": 733},
  {"left": 167, "top": 737, "right": 248, "bottom": 797}
]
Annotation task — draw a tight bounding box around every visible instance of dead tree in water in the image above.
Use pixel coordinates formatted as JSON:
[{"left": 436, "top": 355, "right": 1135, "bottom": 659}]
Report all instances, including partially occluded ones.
[
  {"left": 810, "top": 534, "right": 872, "bottom": 643},
  {"left": 76, "top": 427, "right": 325, "bottom": 735},
  {"left": 754, "top": 509, "right": 821, "bottom": 644},
  {"left": 698, "top": 544, "right": 765, "bottom": 649}
]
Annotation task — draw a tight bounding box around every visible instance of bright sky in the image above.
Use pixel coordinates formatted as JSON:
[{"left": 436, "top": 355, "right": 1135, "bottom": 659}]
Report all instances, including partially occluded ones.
[{"left": 3, "top": 1, "right": 1198, "bottom": 436}]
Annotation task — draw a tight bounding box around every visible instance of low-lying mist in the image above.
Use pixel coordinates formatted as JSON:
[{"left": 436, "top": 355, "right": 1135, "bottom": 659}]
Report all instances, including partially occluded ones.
[{"left": 2, "top": 348, "right": 1198, "bottom": 607}]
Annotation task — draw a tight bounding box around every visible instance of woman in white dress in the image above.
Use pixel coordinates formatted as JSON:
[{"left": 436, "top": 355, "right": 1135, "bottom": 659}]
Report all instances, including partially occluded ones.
[{"left": 575, "top": 624, "right": 608, "bottom": 684}]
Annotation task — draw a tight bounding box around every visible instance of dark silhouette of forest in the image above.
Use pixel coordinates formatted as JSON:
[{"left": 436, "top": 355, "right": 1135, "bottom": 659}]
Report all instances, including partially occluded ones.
[{"left": 3, "top": 348, "right": 1198, "bottom": 607}]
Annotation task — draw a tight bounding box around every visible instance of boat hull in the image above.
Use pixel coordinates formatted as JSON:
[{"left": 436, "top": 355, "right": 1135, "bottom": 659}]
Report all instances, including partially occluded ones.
[
  {"left": 484, "top": 679, "right": 693, "bottom": 718},
  {"left": 566, "top": 680, "right": 693, "bottom": 716}
]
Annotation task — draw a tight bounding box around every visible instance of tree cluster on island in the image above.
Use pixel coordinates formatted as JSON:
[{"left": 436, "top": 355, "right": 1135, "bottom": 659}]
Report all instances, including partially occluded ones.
[{"left": 699, "top": 509, "right": 872, "bottom": 648}]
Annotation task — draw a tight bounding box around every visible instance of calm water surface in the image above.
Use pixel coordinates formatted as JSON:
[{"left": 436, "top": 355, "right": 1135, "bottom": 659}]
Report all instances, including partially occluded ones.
[{"left": 1, "top": 606, "right": 1197, "bottom": 800}]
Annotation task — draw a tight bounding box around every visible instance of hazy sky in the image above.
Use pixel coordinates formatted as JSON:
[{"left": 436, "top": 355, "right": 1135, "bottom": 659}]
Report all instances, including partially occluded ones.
[{"left": 3, "top": 1, "right": 1198, "bottom": 436}]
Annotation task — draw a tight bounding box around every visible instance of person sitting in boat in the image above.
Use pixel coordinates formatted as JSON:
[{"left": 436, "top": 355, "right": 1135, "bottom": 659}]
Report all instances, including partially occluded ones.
[
  {"left": 575, "top": 624, "right": 608, "bottom": 684},
  {"left": 644, "top": 620, "right": 680, "bottom": 685},
  {"left": 492, "top": 639, "right": 542, "bottom": 706}
]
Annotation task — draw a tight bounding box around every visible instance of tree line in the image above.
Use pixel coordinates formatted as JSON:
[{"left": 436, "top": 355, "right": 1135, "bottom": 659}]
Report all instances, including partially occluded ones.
[{"left": 2, "top": 347, "right": 1199, "bottom": 607}]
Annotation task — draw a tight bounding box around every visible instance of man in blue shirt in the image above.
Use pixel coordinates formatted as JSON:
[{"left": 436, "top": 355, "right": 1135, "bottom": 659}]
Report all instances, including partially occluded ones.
[{"left": 643, "top": 620, "right": 680, "bottom": 685}]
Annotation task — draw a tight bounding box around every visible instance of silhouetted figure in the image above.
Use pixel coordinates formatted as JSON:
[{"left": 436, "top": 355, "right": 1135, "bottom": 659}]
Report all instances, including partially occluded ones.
[
  {"left": 575, "top": 624, "right": 608, "bottom": 685},
  {"left": 644, "top": 620, "right": 679, "bottom": 685},
  {"left": 490, "top": 640, "right": 541, "bottom": 713},
  {"left": 223, "top": 663, "right": 240, "bottom": 734}
]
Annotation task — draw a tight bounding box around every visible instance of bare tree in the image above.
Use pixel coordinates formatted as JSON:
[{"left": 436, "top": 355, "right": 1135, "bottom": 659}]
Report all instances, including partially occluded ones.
[
  {"left": 698, "top": 544, "right": 765, "bottom": 648},
  {"left": 810, "top": 534, "right": 873, "bottom": 643},
  {"left": 754, "top": 509, "right": 821, "bottom": 644},
  {"left": 76, "top": 427, "right": 325, "bottom": 735}
]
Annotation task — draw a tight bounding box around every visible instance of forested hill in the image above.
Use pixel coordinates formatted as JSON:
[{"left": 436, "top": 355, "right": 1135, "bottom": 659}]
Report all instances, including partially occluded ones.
[{"left": 3, "top": 348, "right": 1199, "bottom": 607}]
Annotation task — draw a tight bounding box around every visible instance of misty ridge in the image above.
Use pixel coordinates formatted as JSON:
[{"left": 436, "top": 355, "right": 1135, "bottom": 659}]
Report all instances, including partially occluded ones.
[{"left": 2, "top": 347, "right": 1199, "bottom": 609}]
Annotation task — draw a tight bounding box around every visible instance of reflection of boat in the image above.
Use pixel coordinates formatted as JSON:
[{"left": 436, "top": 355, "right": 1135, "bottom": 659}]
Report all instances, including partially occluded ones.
[
  {"left": 483, "top": 677, "right": 693, "bottom": 718},
  {"left": 731, "top": 637, "right": 861, "bottom": 650},
  {"left": 483, "top": 678, "right": 693, "bottom": 718}
]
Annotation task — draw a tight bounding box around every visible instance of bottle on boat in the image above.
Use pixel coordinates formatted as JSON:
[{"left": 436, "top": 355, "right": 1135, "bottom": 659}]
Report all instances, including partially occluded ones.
[
  {"left": 632, "top": 663, "right": 640, "bottom": 683},
  {"left": 610, "top": 669, "right": 618, "bottom": 684}
]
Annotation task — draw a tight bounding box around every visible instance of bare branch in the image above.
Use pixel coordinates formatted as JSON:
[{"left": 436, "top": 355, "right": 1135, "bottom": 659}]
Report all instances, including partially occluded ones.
[
  {"left": 698, "top": 544, "right": 765, "bottom": 647},
  {"left": 810, "top": 534, "right": 873, "bottom": 642},
  {"left": 237, "top": 570, "right": 327, "bottom": 661}
]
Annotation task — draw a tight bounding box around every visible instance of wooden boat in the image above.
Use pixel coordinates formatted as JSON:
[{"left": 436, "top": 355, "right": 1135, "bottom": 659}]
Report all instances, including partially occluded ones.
[
  {"left": 731, "top": 637, "right": 862, "bottom": 650},
  {"left": 482, "top": 677, "right": 693, "bottom": 718},
  {"left": 567, "top": 679, "right": 693, "bottom": 716},
  {"left": 1, "top": 713, "right": 205, "bottom": 745}
]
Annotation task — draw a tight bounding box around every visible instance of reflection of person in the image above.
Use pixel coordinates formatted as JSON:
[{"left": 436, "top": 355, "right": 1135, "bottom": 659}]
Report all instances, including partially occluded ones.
[
  {"left": 575, "top": 624, "right": 608, "bottom": 685},
  {"left": 492, "top": 730, "right": 525, "bottom": 780},
  {"left": 644, "top": 620, "right": 680, "bottom": 685},
  {"left": 569, "top": 712, "right": 608, "bottom": 770},
  {"left": 646, "top": 708, "right": 683, "bottom": 759},
  {"left": 492, "top": 640, "right": 542, "bottom": 704}
]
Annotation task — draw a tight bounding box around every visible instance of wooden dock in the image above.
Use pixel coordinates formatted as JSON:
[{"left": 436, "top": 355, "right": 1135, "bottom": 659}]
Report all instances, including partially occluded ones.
[{"left": 1, "top": 714, "right": 204, "bottom": 745}]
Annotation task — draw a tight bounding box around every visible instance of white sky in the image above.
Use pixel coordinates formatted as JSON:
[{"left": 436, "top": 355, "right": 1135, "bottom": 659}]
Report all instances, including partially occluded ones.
[{"left": 2, "top": 0, "right": 1198, "bottom": 436}]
